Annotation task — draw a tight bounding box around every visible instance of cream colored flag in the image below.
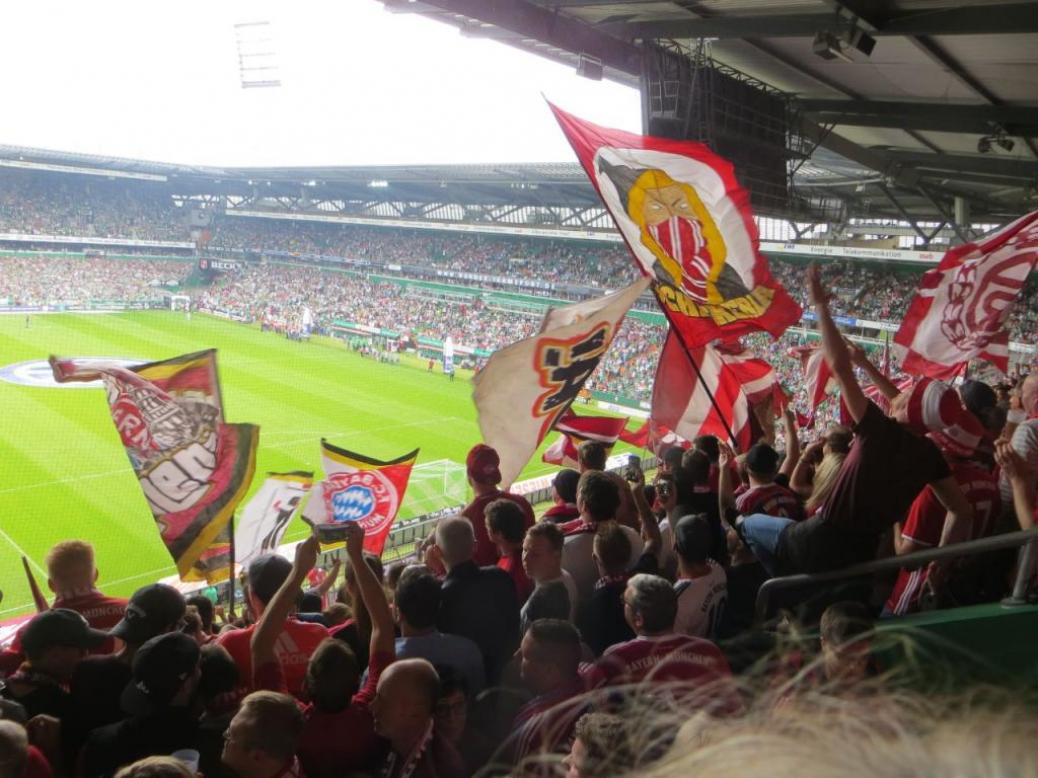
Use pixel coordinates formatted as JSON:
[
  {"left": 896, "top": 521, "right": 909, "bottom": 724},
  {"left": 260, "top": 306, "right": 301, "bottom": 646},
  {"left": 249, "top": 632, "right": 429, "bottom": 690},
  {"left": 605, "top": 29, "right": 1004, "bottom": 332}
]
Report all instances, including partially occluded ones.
[{"left": 473, "top": 277, "right": 651, "bottom": 487}]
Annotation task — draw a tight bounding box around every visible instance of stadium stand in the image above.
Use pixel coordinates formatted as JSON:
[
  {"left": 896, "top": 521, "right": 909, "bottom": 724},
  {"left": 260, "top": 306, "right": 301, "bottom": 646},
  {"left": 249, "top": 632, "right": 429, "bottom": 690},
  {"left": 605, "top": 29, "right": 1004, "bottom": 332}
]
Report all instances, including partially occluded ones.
[{"left": 3, "top": 5, "right": 1038, "bottom": 771}]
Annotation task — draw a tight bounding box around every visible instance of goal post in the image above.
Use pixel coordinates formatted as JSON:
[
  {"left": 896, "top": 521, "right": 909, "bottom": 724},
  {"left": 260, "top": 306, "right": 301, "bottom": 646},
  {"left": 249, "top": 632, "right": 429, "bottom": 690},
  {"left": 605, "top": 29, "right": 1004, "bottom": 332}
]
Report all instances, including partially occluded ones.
[
  {"left": 169, "top": 294, "right": 191, "bottom": 312},
  {"left": 399, "top": 459, "right": 468, "bottom": 520}
]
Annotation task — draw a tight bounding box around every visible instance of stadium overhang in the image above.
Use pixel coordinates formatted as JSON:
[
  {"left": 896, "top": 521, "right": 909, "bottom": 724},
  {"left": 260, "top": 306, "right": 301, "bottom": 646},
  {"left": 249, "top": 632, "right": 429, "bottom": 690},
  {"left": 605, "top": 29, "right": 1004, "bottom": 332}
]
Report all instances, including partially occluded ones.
[{"left": 387, "top": 0, "right": 1038, "bottom": 228}]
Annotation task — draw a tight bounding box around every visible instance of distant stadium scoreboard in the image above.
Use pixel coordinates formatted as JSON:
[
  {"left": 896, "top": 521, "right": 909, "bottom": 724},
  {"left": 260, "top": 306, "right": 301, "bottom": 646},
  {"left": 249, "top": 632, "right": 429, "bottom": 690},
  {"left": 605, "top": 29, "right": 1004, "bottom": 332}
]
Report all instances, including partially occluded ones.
[{"left": 199, "top": 257, "right": 244, "bottom": 272}]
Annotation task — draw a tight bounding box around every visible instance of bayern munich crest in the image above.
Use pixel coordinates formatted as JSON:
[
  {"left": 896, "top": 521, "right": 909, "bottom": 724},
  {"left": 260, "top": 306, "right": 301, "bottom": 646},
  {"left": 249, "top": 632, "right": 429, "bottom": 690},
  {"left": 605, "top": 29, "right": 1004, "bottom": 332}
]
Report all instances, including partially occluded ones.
[{"left": 323, "top": 469, "right": 399, "bottom": 533}]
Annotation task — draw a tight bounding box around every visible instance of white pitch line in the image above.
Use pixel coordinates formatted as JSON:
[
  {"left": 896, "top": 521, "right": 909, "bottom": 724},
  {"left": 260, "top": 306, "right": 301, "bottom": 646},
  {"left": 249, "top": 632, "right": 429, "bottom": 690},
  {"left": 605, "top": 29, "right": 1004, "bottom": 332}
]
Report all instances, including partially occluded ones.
[
  {"left": 0, "top": 525, "right": 46, "bottom": 576},
  {"left": 0, "top": 467, "right": 130, "bottom": 496}
]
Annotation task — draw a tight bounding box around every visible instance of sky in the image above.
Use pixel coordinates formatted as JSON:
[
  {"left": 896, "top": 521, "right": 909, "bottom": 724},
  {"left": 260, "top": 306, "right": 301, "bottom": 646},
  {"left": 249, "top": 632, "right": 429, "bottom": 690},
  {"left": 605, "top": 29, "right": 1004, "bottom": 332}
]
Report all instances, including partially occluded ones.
[{"left": 0, "top": 1, "right": 641, "bottom": 167}]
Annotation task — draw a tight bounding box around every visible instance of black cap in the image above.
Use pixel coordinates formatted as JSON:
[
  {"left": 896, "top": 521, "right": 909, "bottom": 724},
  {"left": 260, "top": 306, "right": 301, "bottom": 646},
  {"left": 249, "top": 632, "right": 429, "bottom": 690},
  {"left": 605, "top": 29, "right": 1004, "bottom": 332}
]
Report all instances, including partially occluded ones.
[
  {"left": 21, "top": 609, "right": 108, "bottom": 658},
  {"left": 121, "top": 632, "right": 200, "bottom": 716},
  {"left": 959, "top": 379, "right": 997, "bottom": 418},
  {"left": 552, "top": 468, "right": 580, "bottom": 504},
  {"left": 745, "top": 443, "right": 780, "bottom": 476},
  {"left": 246, "top": 553, "right": 293, "bottom": 604},
  {"left": 110, "top": 584, "right": 186, "bottom": 645}
]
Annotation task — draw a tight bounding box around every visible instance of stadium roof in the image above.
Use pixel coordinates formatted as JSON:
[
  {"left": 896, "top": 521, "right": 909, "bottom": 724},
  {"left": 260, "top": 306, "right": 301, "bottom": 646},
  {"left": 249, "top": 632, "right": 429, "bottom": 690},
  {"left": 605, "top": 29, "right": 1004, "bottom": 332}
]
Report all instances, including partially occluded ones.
[{"left": 387, "top": 0, "right": 1038, "bottom": 226}]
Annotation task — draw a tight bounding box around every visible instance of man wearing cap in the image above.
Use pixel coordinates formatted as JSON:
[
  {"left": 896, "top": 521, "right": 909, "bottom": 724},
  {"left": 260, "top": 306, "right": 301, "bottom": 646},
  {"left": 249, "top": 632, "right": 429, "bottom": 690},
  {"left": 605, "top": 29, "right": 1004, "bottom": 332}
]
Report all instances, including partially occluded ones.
[
  {"left": 1, "top": 609, "right": 107, "bottom": 720},
  {"left": 79, "top": 632, "right": 201, "bottom": 778},
  {"left": 1, "top": 541, "right": 126, "bottom": 674},
  {"left": 721, "top": 443, "right": 804, "bottom": 522},
  {"left": 739, "top": 266, "right": 973, "bottom": 576},
  {"left": 461, "top": 444, "right": 535, "bottom": 567},
  {"left": 541, "top": 469, "right": 580, "bottom": 525},
  {"left": 886, "top": 379, "right": 1003, "bottom": 615},
  {"left": 217, "top": 552, "right": 329, "bottom": 700},
  {"left": 66, "top": 583, "right": 186, "bottom": 757}
]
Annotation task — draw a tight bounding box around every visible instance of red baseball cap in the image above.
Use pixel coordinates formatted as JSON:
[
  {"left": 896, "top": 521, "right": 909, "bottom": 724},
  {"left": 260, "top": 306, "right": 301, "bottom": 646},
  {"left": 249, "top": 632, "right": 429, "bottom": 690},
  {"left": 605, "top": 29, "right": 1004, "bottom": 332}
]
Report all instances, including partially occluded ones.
[{"left": 466, "top": 444, "right": 502, "bottom": 485}]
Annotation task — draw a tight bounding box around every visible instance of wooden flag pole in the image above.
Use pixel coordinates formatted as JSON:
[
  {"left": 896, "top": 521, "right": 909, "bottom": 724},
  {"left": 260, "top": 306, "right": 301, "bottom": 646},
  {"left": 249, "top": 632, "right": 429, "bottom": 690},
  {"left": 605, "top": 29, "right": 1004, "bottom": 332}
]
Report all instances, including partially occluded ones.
[
  {"left": 21, "top": 557, "right": 49, "bottom": 612},
  {"left": 227, "top": 515, "right": 237, "bottom": 621}
]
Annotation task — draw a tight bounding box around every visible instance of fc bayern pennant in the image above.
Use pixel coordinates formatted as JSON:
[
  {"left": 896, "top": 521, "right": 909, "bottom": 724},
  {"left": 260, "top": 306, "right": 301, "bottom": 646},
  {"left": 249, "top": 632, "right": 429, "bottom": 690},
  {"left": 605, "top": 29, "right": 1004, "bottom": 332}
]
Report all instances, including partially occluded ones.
[
  {"left": 302, "top": 439, "right": 419, "bottom": 556},
  {"left": 894, "top": 210, "right": 1038, "bottom": 379},
  {"left": 50, "top": 350, "right": 259, "bottom": 582},
  {"left": 549, "top": 103, "right": 801, "bottom": 347}
]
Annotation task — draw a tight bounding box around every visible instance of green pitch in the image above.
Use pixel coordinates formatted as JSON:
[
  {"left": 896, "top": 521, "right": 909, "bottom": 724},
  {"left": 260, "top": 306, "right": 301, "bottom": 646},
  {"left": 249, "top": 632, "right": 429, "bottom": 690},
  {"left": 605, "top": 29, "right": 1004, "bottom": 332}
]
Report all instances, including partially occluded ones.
[{"left": 0, "top": 311, "right": 632, "bottom": 618}]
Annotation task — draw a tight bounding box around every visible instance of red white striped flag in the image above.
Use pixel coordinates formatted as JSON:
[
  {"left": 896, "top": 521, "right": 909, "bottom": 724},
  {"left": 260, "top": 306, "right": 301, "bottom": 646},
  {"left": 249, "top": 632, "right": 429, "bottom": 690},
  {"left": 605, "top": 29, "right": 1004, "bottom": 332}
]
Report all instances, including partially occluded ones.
[
  {"left": 542, "top": 409, "right": 629, "bottom": 468},
  {"left": 789, "top": 345, "right": 834, "bottom": 421},
  {"left": 651, "top": 332, "right": 753, "bottom": 451},
  {"left": 894, "top": 211, "right": 1038, "bottom": 379}
]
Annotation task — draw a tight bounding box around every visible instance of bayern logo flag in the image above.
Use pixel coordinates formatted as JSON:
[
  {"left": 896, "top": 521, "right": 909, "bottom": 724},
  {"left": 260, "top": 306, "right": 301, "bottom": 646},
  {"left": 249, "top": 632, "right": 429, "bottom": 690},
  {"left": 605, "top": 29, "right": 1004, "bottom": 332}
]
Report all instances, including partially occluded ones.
[
  {"left": 302, "top": 440, "right": 418, "bottom": 556},
  {"left": 549, "top": 103, "right": 801, "bottom": 349},
  {"left": 894, "top": 211, "right": 1038, "bottom": 379}
]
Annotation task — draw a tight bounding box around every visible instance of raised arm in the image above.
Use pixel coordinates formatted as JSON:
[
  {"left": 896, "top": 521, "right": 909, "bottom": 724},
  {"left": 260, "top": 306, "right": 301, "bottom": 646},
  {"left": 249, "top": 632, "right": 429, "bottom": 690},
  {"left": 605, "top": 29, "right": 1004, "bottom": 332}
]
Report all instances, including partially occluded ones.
[
  {"left": 717, "top": 441, "right": 737, "bottom": 516},
  {"left": 314, "top": 557, "right": 342, "bottom": 599},
  {"left": 808, "top": 265, "right": 867, "bottom": 423},
  {"left": 778, "top": 407, "right": 800, "bottom": 479},
  {"left": 997, "top": 440, "right": 1036, "bottom": 530},
  {"left": 846, "top": 340, "right": 901, "bottom": 401},
  {"left": 252, "top": 534, "right": 319, "bottom": 670},
  {"left": 342, "top": 522, "right": 394, "bottom": 658},
  {"left": 929, "top": 476, "right": 974, "bottom": 546},
  {"left": 628, "top": 469, "right": 662, "bottom": 558},
  {"left": 790, "top": 440, "right": 822, "bottom": 498}
]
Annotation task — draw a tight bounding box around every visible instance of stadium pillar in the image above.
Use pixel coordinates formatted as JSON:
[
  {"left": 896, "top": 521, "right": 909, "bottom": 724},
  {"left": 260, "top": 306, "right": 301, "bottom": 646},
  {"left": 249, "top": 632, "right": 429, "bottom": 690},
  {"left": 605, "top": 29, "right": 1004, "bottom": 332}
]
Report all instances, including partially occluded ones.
[{"left": 954, "top": 196, "right": 971, "bottom": 242}]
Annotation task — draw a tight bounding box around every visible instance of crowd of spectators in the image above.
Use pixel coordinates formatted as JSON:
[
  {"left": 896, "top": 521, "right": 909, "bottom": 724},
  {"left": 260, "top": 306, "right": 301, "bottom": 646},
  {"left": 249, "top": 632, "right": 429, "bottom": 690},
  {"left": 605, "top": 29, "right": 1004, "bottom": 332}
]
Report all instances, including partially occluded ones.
[
  {"left": 2, "top": 303, "right": 1036, "bottom": 776},
  {"left": 0, "top": 256, "right": 190, "bottom": 306}
]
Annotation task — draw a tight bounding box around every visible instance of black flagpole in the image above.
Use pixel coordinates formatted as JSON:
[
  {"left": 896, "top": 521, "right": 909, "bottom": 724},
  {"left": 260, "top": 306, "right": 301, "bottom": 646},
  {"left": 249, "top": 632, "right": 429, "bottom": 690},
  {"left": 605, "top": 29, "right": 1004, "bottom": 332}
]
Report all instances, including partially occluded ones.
[
  {"left": 651, "top": 283, "right": 741, "bottom": 449},
  {"left": 227, "top": 516, "right": 237, "bottom": 621}
]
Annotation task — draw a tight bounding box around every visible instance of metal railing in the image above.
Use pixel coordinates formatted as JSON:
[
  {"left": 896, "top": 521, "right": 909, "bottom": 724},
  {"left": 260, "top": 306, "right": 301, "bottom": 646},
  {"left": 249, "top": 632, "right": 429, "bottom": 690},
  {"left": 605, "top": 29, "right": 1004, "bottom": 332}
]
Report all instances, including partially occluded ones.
[{"left": 754, "top": 525, "right": 1038, "bottom": 623}]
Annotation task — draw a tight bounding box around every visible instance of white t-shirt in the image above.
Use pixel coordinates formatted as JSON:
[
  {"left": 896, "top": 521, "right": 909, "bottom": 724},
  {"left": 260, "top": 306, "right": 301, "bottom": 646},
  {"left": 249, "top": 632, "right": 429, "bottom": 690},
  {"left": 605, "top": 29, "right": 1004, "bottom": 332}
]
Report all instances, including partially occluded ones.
[
  {"left": 1001, "top": 418, "right": 1038, "bottom": 511},
  {"left": 673, "top": 561, "right": 728, "bottom": 639},
  {"left": 563, "top": 525, "right": 644, "bottom": 604}
]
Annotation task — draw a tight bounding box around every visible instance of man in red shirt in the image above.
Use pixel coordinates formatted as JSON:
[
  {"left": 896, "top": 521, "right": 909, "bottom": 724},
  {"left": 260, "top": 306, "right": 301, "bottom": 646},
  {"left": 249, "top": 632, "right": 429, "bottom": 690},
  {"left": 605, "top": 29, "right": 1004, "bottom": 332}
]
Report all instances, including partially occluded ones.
[
  {"left": 507, "top": 619, "right": 588, "bottom": 770},
  {"left": 217, "top": 552, "right": 329, "bottom": 700},
  {"left": 582, "top": 573, "right": 732, "bottom": 704},
  {"left": 252, "top": 526, "right": 396, "bottom": 777},
  {"left": 461, "top": 444, "right": 535, "bottom": 567},
  {"left": 2, "top": 540, "right": 126, "bottom": 671},
  {"left": 540, "top": 469, "right": 580, "bottom": 524},
  {"left": 723, "top": 444, "right": 804, "bottom": 522},
  {"left": 886, "top": 453, "right": 1000, "bottom": 616},
  {"left": 486, "top": 499, "right": 534, "bottom": 604}
]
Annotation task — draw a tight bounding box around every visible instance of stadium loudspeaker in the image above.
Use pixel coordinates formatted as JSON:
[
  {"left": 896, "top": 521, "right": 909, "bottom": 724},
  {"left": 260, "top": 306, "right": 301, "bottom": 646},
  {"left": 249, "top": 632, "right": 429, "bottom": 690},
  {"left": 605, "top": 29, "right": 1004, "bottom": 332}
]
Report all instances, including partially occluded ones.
[{"left": 576, "top": 54, "right": 603, "bottom": 81}]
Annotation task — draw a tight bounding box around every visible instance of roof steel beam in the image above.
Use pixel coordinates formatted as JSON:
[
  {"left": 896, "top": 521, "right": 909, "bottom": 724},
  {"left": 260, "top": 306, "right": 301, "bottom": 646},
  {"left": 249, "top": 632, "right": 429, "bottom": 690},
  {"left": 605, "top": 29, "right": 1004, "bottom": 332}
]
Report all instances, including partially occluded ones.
[{"left": 599, "top": 4, "right": 1038, "bottom": 39}]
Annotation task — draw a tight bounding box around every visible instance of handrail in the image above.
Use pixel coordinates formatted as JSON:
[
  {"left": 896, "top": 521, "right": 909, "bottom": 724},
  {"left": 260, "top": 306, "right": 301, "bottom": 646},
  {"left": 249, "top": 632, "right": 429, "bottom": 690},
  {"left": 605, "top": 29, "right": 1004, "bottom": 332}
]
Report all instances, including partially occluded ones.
[{"left": 754, "top": 525, "right": 1038, "bottom": 623}]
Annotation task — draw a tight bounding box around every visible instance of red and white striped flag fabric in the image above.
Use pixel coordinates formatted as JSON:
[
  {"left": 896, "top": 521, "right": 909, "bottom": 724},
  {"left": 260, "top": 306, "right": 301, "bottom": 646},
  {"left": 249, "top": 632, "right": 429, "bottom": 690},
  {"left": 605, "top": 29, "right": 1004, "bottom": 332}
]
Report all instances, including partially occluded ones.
[
  {"left": 651, "top": 332, "right": 753, "bottom": 451},
  {"left": 789, "top": 345, "right": 834, "bottom": 421},
  {"left": 619, "top": 419, "right": 651, "bottom": 449},
  {"left": 542, "top": 409, "right": 629, "bottom": 468},
  {"left": 894, "top": 211, "right": 1038, "bottom": 379},
  {"left": 715, "top": 339, "right": 788, "bottom": 411}
]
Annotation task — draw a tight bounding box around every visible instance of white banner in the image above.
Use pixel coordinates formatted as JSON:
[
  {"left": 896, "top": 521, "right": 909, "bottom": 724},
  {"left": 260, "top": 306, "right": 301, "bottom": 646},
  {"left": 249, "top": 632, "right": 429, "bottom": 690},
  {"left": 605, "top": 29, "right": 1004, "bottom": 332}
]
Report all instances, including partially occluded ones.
[
  {"left": 473, "top": 276, "right": 650, "bottom": 487},
  {"left": 234, "top": 473, "right": 313, "bottom": 567}
]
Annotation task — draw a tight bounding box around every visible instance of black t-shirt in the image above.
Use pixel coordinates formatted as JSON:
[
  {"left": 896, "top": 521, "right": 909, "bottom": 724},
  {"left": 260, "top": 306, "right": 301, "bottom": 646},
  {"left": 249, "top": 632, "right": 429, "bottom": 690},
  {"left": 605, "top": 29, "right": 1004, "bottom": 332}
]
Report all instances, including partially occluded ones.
[
  {"left": 79, "top": 707, "right": 199, "bottom": 778},
  {"left": 438, "top": 561, "right": 520, "bottom": 686},
  {"left": 66, "top": 655, "right": 133, "bottom": 758},
  {"left": 778, "top": 401, "right": 951, "bottom": 574},
  {"left": 579, "top": 552, "right": 658, "bottom": 656}
]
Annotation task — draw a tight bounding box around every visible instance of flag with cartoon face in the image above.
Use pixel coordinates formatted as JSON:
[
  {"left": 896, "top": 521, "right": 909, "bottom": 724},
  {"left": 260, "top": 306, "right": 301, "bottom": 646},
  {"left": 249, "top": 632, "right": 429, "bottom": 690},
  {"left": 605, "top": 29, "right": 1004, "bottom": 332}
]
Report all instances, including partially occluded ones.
[{"left": 550, "top": 103, "right": 801, "bottom": 349}]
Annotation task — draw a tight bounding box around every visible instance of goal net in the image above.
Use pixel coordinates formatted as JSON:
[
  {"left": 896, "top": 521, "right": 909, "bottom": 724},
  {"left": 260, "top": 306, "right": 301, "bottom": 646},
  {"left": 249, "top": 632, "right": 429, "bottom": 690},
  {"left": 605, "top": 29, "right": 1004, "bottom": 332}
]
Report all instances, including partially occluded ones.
[
  {"left": 398, "top": 459, "right": 468, "bottom": 520},
  {"left": 170, "top": 294, "right": 191, "bottom": 312}
]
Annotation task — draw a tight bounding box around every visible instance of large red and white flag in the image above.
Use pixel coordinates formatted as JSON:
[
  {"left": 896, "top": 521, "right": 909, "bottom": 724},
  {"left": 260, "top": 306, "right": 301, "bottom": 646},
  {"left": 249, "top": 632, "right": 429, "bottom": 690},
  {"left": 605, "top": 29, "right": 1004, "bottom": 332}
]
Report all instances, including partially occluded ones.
[
  {"left": 895, "top": 211, "right": 1038, "bottom": 379},
  {"left": 789, "top": 345, "right": 835, "bottom": 421},
  {"left": 474, "top": 277, "right": 651, "bottom": 487},
  {"left": 651, "top": 332, "right": 754, "bottom": 451},
  {"left": 550, "top": 104, "right": 802, "bottom": 349},
  {"left": 715, "top": 339, "right": 788, "bottom": 412},
  {"left": 542, "top": 409, "right": 629, "bottom": 468}
]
